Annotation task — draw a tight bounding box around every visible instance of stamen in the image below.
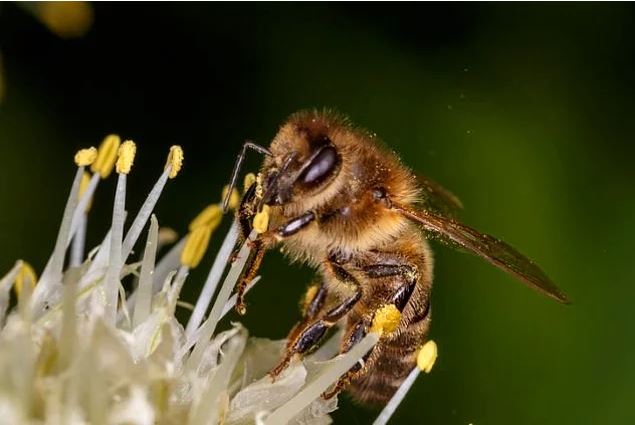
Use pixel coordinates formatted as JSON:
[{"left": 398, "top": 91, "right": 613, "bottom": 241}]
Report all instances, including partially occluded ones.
[
  {"left": 120, "top": 145, "right": 184, "bottom": 262},
  {"left": 189, "top": 204, "right": 222, "bottom": 232},
  {"left": 372, "top": 340, "right": 438, "bottom": 425},
  {"left": 132, "top": 215, "right": 159, "bottom": 328},
  {"left": 34, "top": 163, "right": 84, "bottom": 309},
  {"left": 103, "top": 163, "right": 128, "bottom": 324},
  {"left": 115, "top": 140, "right": 137, "bottom": 175},
  {"left": 61, "top": 135, "right": 121, "bottom": 259},
  {"left": 91, "top": 134, "right": 121, "bottom": 178},
  {"left": 253, "top": 205, "right": 270, "bottom": 234},
  {"left": 78, "top": 171, "right": 93, "bottom": 211},
  {"left": 185, "top": 221, "right": 239, "bottom": 337},
  {"left": 180, "top": 226, "right": 213, "bottom": 269},
  {"left": 70, "top": 172, "right": 93, "bottom": 267},
  {"left": 185, "top": 230, "right": 256, "bottom": 371},
  {"left": 67, "top": 172, "right": 99, "bottom": 245},
  {"left": 74, "top": 147, "right": 97, "bottom": 166},
  {"left": 14, "top": 262, "right": 37, "bottom": 299},
  {"left": 417, "top": 340, "right": 438, "bottom": 373},
  {"left": 165, "top": 145, "right": 184, "bottom": 179}
]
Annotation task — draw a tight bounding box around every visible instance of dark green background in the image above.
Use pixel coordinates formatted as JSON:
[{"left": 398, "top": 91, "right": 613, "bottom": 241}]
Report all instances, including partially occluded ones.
[{"left": 1, "top": 3, "right": 633, "bottom": 424}]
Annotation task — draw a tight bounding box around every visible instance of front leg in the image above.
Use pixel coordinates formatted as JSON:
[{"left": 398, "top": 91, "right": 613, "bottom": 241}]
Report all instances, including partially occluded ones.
[{"left": 234, "top": 210, "right": 317, "bottom": 314}]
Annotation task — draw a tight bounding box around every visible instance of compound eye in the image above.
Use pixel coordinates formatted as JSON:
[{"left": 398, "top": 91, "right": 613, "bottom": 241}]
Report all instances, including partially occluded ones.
[{"left": 298, "top": 145, "right": 340, "bottom": 187}]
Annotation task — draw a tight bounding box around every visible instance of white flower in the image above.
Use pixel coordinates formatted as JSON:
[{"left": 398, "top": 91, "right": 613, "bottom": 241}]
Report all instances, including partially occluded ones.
[{"left": 0, "top": 138, "right": 420, "bottom": 425}]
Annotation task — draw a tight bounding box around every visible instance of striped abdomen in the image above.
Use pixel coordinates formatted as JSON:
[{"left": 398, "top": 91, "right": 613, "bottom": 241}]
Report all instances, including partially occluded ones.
[{"left": 347, "top": 238, "right": 433, "bottom": 405}]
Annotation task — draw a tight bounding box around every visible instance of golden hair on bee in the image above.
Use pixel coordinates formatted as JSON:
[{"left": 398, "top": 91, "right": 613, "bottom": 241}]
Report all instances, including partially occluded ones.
[{"left": 222, "top": 109, "right": 568, "bottom": 405}]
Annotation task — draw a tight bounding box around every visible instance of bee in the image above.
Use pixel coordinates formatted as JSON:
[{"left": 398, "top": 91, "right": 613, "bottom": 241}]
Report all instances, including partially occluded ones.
[{"left": 222, "top": 110, "right": 568, "bottom": 405}]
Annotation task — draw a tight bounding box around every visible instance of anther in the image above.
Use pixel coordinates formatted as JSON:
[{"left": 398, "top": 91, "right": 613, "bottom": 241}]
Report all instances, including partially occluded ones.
[
  {"left": 74, "top": 147, "right": 97, "bottom": 166},
  {"left": 165, "top": 145, "right": 184, "bottom": 179},
  {"left": 417, "top": 340, "right": 438, "bottom": 373},
  {"left": 116, "top": 140, "right": 136, "bottom": 174},
  {"left": 91, "top": 134, "right": 121, "bottom": 178}
]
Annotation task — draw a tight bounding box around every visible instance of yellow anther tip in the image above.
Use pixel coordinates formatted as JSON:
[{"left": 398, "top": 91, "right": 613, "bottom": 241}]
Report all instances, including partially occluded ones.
[
  {"left": 370, "top": 304, "right": 401, "bottom": 335},
  {"left": 189, "top": 204, "right": 223, "bottom": 232},
  {"left": 417, "top": 340, "right": 438, "bottom": 373},
  {"left": 244, "top": 173, "right": 256, "bottom": 192},
  {"left": 222, "top": 185, "right": 240, "bottom": 211},
  {"left": 165, "top": 145, "right": 184, "bottom": 179},
  {"left": 91, "top": 134, "right": 121, "bottom": 178},
  {"left": 253, "top": 205, "right": 270, "bottom": 234},
  {"left": 15, "top": 261, "right": 38, "bottom": 298},
  {"left": 180, "top": 226, "right": 213, "bottom": 269},
  {"left": 74, "top": 147, "right": 97, "bottom": 166},
  {"left": 116, "top": 140, "right": 137, "bottom": 174}
]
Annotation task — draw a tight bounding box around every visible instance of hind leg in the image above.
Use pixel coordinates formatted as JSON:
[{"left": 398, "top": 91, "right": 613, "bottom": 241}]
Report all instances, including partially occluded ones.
[{"left": 322, "top": 318, "right": 375, "bottom": 399}]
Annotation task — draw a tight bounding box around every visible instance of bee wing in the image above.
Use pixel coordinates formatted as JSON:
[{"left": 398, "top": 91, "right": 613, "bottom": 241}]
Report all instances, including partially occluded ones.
[
  {"left": 394, "top": 203, "right": 569, "bottom": 304},
  {"left": 416, "top": 174, "right": 463, "bottom": 217}
]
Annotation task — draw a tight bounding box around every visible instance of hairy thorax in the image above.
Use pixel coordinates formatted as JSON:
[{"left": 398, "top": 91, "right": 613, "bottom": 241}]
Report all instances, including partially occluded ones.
[{"left": 270, "top": 145, "right": 421, "bottom": 267}]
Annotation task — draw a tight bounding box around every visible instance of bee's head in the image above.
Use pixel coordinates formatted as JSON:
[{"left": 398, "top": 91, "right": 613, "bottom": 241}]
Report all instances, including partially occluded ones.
[{"left": 260, "top": 112, "right": 344, "bottom": 210}]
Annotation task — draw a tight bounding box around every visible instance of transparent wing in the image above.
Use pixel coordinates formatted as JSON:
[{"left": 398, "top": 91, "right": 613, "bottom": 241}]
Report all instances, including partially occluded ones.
[
  {"left": 416, "top": 174, "right": 463, "bottom": 217},
  {"left": 394, "top": 203, "right": 569, "bottom": 303}
]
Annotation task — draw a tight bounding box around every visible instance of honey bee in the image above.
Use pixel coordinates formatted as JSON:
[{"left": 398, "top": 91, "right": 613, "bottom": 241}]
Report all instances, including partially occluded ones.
[{"left": 222, "top": 110, "right": 568, "bottom": 405}]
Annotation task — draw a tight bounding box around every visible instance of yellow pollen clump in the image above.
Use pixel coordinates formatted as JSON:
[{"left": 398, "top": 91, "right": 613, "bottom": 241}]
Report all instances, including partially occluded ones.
[
  {"left": 116, "top": 140, "right": 137, "bottom": 174},
  {"left": 222, "top": 185, "right": 240, "bottom": 211},
  {"left": 255, "top": 173, "right": 265, "bottom": 199},
  {"left": 301, "top": 285, "right": 319, "bottom": 314},
  {"left": 189, "top": 204, "right": 223, "bottom": 232},
  {"left": 180, "top": 226, "right": 213, "bottom": 269},
  {"left": 74, "top": 147, "right": 97, "bottom": 166},
  {"left": 417, "top": 340, "right": 438, "bottom": 373},
  {"left": 370, "top": 304, "right": 401, "bottom": 335},
  {"left": 243, "top": 173, "right": 256, "bottom": 192},
  {"left": 253, "top": 205, "right": 270, "bottom": 234},
  {"left": 14, "top": 261, "right": 37, "bottom": 298},
  {"left": 165, "top": 145, "right": 184, "bottom": 179},
  {"left": 91, "top": 134, "right": 121, "bottom": 178}
]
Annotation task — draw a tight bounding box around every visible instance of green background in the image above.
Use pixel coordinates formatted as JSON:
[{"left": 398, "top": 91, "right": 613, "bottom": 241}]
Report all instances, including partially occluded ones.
[{"left": 1, "top": 3, "right": 633, "bottom": 424}]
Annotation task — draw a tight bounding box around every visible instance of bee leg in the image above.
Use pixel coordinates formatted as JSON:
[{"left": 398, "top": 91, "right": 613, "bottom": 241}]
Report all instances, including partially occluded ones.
[
  {"left": 235, "top": 238, "right": 266, "bottom": 315},
  {"left": 270, "top": 319, "right": 330, "bottom": 378},
  {"left": 234, "top": 212, "right": 316, "bottom": 315},
  {"left": 286, "top": 282, "right": 328, "bottom": 348},
  {"left": 323, "top": 263, "right": 421, "bottom": 399},
  {"left": 363, "top": 263, "right": 418, "bottom": 311},
  {"left": 222, "top": 140, "right": 271, "bottom": 213},
  {"left": 322, "top": 319, "right": 374, "bottom": 399},
  {"left": 271, "top": 273, "right": 362, "bottom": 379}
]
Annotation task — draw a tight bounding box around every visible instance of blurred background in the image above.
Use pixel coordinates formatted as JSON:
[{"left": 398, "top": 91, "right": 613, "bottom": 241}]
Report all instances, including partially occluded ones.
[{"left": 1, "top": 2, "right": 634, "bottom": 424}]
